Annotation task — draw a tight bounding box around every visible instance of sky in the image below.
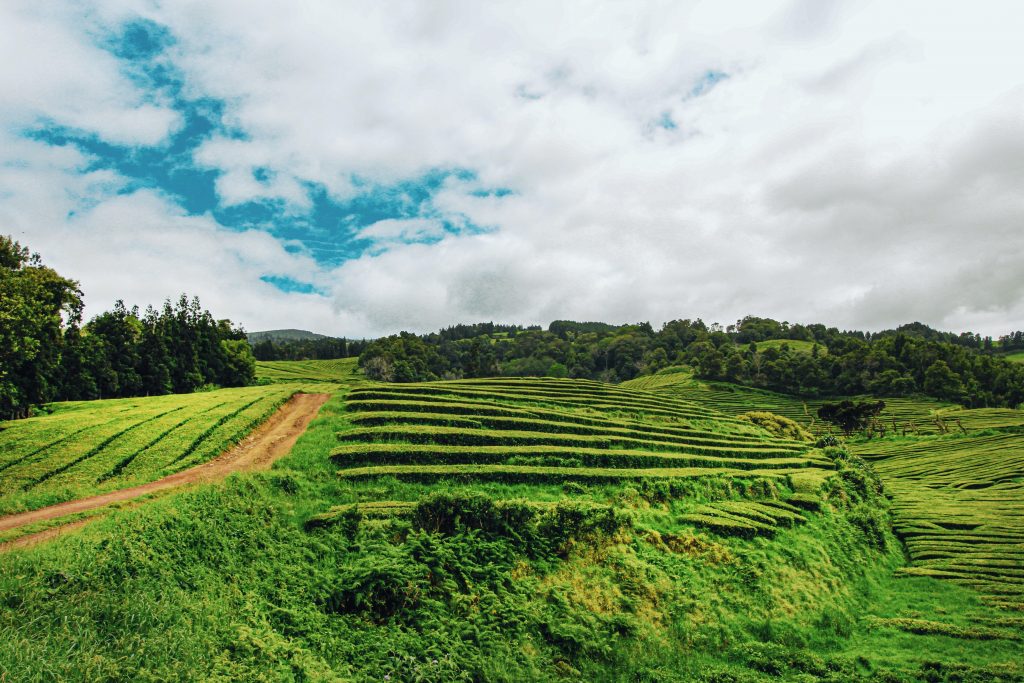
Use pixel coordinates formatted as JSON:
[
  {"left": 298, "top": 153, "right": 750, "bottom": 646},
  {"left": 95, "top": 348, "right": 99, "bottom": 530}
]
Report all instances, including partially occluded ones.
[{"left": 2, "top": 1, "right": 1023, "bottom": 338}]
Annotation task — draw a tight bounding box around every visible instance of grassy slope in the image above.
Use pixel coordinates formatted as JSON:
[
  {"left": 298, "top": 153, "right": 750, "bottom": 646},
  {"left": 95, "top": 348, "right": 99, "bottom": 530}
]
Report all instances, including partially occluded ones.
[
  {"left": 636, "top": 372, "right": 1024, "bottom": 676},
  {"left": 754, "top": 339, "right": 823, "bottom": 355},
  {"left": 850, "top": 433, "right": 1024, "bottom": 607},
  {"left": 0, "top": 373, "right": 1021, "bottom": 681},
  {"left": 1003, "top": 351, "right": 1024, "bottom": 364},
  {"left": 257, "top": 358, "right": 361, "bottom": 383},
  {"left": 0, "top": 384, "right": 313, "bottom": 516},
  {"left": 625, "top": 368, "right": 1024, "bottom": 435}
]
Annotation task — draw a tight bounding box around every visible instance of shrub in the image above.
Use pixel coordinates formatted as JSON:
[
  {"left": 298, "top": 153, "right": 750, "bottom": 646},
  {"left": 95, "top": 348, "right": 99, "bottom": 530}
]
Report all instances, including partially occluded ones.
[
  {"left": 737, "top": 411, "right": 813, "bottom": 442},
  {"left": 411, "top": 492, "right": 537, "bottom": 545},
  {"left": 537, "top": 501, "right": 631, "bottom": 556},
  {"left": 324, "top": 547, "right": 424, "bottom": 622},
  {"left": 847, "top": 503, "right": 889, "bottom": 550}
]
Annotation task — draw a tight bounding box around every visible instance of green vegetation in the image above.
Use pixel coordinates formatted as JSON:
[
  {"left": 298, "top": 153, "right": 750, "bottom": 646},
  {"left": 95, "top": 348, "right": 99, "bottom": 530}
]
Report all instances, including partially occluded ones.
[
  {"left": 1, "top": 371, "right": 1022, "bottom": 681},
  {"left": 626, "top": 370, "right": 1024, "bottom": 436},
  {"left": 1, "top": 236, "right": 256, "bottom": 420},
  {"left": 0, "top": 384, "right": 298, "bottom": 515},
  {"left": 257, "top": 358, "right": 362, "bottom": 383},
  {"left": 755, "top": 339, "right": 823, "bottom": 355},
  {"left": 738, "top": 411, "right": 814, "bottom": 442},
  {"left": 250, "top": 330, "right": 369, "bottom": 362},
  {"left": 357, "top": 317, "right": 1024, "bottom": 408},
  {"left": 851, "top": 433, "right": 1024, "bottom": 610},
  {"left": 1005, "top": 351, "right": 1024, "bottom": 364}
]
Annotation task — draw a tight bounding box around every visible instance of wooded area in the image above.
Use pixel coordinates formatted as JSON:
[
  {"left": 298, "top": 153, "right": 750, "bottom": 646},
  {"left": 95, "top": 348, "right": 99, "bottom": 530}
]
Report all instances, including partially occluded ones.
[{"left": 0, "top": 236, "right": 254, "bottom": 419}]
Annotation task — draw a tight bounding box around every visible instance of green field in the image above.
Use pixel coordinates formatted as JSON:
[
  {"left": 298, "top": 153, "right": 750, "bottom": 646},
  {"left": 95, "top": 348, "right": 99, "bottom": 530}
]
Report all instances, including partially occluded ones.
[
  {"left": 851, "top": 433, "right": 1024, "bottom": 610},
  {"left": 1, "top": 373, "right": 1022, "bottom": 681},
  {"left": 625, "top": 369, "right": 1024, "bottom": 435},
  {"left": 256, "top": 357, "right": 361, "bottom": 383},
  {"left": 754, "top": 339, "right": 823, "bottom": 355},
  {"left": 1003, "top": 351, "right": 1024, "bottom": 364},
  {"left": 0, "top": 384, "right": 299, "bottom": 516}
]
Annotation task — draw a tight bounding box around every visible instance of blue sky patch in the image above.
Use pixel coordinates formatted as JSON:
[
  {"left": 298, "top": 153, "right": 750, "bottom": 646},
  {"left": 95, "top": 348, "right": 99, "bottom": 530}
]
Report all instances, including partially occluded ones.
[
  {"left": 688, "top": 70, "right": 729, "bottom": 99},
  {"left": 260, "top": 275, "right": 326, "bottom": 295},
  {"left": 22, "top": 17, "right": 509, "bottom": 272}
]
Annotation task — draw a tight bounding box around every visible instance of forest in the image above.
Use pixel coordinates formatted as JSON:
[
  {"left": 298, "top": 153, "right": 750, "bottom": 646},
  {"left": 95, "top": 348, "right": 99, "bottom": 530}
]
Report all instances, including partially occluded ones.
[
  {"left": 251, "top": 335, "right": 369, "bottom": 361},
  {"left": 0, "top": 235, "right": 254, "bottom": 419},
  {"left": 358, "top": 317, "right": 1024, "bottom": 408}
]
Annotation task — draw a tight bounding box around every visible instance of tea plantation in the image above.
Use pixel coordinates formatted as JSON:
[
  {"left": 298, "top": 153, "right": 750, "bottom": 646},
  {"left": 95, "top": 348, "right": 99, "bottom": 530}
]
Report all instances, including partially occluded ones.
[{"left": 0, "top": 366, "right": 1021, "bottom": 681}]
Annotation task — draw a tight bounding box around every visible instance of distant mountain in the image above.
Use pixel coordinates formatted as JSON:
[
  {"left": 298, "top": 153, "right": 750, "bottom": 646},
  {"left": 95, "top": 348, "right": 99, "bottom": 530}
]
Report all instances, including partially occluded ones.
[{"left": 247, "top": 329, "right": 328, "bottom": 343}]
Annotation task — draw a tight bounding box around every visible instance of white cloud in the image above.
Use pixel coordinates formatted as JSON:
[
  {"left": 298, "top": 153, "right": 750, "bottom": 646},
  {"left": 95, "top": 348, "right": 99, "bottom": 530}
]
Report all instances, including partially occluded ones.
[
  {"left": 5, "top": 0, "right": 1024, "bottom": 337},
  {"left": 0, "top": 2, "right": 180, "bottom": 145}
]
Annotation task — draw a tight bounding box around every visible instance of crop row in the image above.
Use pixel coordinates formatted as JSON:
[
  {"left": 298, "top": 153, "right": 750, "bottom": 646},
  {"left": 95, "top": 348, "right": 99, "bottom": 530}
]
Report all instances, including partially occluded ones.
[
  {"left": 334, "top": 463, "right": 792, "bottom": 485},
  {"left": 331, "top": 443, "right": 829, "bottom": 472},
  {"left": 338, "top": 425, "right": 809, "bottom": 459},
  {"left": 0, "top": 385, "right": 297, "bottom": 516},
  {"left": 851, "top": 432, "right": 1024, "bottom": 602},
  {"left": 346, "top": 398, "right": 772, "bottom": 444},
  {"left": 679, "top": 499, "right": 808, "bottom": 539},
  {"left": 255, "top": 358, "right": 359, "bottom": 383},
  {"left": 348, "top": 384, "right": 732, "bottom": 424},
  {"left": 346, "top": 411, "right": 806, "bottom": 451},
  {"left": 444, "top": 377, "right": 710, "bottom": 410}
]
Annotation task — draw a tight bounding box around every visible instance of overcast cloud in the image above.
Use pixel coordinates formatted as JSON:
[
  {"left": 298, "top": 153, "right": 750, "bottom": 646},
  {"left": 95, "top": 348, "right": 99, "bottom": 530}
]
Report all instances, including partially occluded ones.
[{"left": 2, "top": 0, "right": 1023, "bottom": 337}]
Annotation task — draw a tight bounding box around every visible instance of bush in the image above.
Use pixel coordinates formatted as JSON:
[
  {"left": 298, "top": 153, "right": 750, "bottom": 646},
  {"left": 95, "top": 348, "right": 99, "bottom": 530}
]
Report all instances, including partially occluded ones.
[
  {"left": 537, "top": 502, "right": 631, "bottom": 556},
  {"left": 324, "top": 547, "right": 424, "bottom": 622},
  {"left": 847, "top": 503, "right": 889, "bottom": 550},
  {"left": 737, "top": 412, "right": 813, "bottom": 442},
  {"left": 411, "top": 492, "right": 537, "bottom": 546}
]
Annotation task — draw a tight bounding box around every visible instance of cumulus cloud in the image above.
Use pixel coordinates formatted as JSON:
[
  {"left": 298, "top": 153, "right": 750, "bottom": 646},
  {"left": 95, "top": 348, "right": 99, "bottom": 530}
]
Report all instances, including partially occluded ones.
[
  {"left": 0, "top": 2, "right": 180, "bottom": 145},
  {"left": 5, "top": 0, "right": 1024, "bottom": 337}
]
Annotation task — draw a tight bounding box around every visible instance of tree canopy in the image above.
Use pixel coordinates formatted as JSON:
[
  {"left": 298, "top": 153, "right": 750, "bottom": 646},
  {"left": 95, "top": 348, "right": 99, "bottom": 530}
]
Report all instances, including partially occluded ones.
[
  {"left": 1, "top": 235, "right": 255, "bottom": 418},
  {"left": 357, "top": 318, "right": 1024, "bottom": 409}
]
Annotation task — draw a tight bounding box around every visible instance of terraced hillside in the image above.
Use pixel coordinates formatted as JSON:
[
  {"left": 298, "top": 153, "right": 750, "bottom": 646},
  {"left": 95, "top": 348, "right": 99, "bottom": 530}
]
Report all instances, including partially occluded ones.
[
  {"left": 2, "top": 373, "right": 1021, "bottom": 680},
  {"left": 0, "top": 384, "right": 299, "bottom": 516},
  {"left": 256, "top": 358, "right": 360, "bottom": 383},
  {"left": 851, "top": 433, "right": 1024, "bottom": 611},
  {"left": 322, "top": 377, "right": 833, "bottom": 530},
  {"left": 625, "top": 369, "right": 1024, "bottom": 435}
]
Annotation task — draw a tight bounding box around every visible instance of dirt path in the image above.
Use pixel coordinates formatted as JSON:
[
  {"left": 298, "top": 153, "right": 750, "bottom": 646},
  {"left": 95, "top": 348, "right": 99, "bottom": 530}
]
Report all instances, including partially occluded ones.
[{"left": 0, "top": 392, "right": 330, "bottom": 537}]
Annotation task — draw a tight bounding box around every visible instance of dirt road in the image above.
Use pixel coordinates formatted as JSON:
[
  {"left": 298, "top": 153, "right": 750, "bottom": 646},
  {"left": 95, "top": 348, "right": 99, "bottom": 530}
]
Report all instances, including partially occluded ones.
[{"left": 0, "top": 392, "right": 330, "bottom": 537}]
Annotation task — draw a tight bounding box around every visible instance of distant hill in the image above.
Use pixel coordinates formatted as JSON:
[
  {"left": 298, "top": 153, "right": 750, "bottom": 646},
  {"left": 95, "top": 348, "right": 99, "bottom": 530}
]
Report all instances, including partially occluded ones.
[{"left": 247, "top": 329, "right": 328, "bottom": 343}]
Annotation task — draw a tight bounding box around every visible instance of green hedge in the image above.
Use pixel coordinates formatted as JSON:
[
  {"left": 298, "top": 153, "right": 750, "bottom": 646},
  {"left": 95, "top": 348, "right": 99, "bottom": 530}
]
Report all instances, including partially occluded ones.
[
  {"left": 330, "top": 443, "right": 828, "bottom": 472},
  {"left": 346, "top": 410, "right": 807, "bottom": 452},
  {"left": 334, "top": 464, "right": 786, "bottom": 485}
]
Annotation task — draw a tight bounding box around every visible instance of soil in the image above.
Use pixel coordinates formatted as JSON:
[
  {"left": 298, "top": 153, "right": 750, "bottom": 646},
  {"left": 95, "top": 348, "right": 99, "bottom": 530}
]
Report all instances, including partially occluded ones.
[{"left": 0, "top": 392, "right": 330, "bottom": 544}]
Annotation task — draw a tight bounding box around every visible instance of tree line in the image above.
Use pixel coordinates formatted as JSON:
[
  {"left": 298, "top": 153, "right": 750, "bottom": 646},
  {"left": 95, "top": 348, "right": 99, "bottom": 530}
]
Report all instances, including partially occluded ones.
[
  {"left": 359, "top": 316, "right": 1024, "bottom": 408},
  {"left": 1, "top": 236, "right": 254, "bottom": 420},
  {"left": 251, "top": 336, "right": 369, "bottom": 361}
]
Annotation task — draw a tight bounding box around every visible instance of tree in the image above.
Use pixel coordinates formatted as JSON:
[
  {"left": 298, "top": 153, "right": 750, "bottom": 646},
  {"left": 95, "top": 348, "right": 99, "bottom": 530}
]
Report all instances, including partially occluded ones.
[
  {"left": 817, "top": 400, "right": 886, "bottom": 436},
  {"left": 923, "top": 360, "right": 964, "bottom": 403},
  {"left": 0, "top": 235, "right": 82, "bottom": 418},
  {"left": 219, "top": 339, "right": 256, "bottom": 387}
]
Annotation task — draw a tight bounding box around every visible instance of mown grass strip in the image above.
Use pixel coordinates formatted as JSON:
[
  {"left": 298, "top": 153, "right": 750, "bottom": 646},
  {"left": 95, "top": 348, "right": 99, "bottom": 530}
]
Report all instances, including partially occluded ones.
[
  {"left": 347, "top": 411, "right": 807, "bottom": 451},
  {"left": 331, "top": 443, "right": 828, "bottom": 472},
  {"left": 337, "top": 425, "right": 810, "bottom": 459},
  {"left": 335, "top": 463, "right": 789, "bottom": 484}
]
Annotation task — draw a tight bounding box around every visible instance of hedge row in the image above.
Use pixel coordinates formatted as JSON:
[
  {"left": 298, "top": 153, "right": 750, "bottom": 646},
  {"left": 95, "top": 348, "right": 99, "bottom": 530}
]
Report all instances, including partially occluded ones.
[
  {"left": 330, "top": 443, "right": 827, "bottom": 472},
  {"left": 336, "top": 425, "right": 813, "bottom": 460},
  {"left": 346, "top": 410, "right": 807, "bottom": 452},
  {"left": 334, "top": 464, "right": 788, "bottom": 485}
]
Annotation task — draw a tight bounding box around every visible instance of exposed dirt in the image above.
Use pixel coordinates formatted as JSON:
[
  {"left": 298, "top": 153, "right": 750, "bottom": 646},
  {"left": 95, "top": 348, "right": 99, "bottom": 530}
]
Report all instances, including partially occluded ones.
[
  {"left": 0, "top": 517, "right": 99, "bottom": 552},
  {"left": 0, "top": 392, "right": 330, "bottom": 540}
]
